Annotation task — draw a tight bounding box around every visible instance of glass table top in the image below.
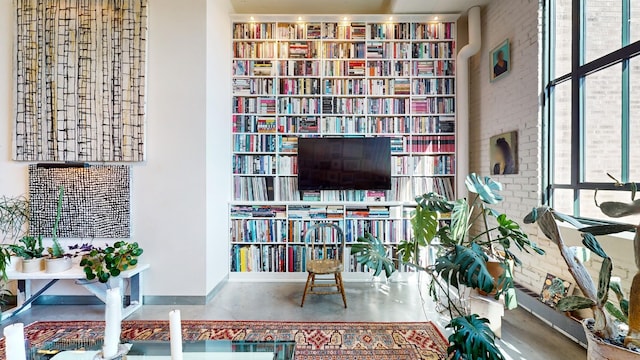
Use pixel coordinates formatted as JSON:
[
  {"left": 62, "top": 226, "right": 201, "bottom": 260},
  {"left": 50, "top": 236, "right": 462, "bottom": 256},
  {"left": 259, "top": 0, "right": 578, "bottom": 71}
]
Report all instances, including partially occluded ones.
[{"left": 29, "top": 339, "right": 295, "bottom": 360}]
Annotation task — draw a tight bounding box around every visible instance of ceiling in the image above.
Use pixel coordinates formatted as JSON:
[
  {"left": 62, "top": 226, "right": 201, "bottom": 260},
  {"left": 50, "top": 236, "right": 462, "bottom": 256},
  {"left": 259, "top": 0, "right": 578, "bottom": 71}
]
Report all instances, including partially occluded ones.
[{"left": 230, "top": 0, "right": 491, "bottom": 15}]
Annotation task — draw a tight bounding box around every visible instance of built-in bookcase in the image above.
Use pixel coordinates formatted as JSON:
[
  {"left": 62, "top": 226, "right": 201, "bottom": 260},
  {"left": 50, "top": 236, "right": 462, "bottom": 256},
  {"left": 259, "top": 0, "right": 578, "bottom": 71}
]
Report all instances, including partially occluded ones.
[{"left": 230, "top": 15, "right": 457, "bottom": 280}]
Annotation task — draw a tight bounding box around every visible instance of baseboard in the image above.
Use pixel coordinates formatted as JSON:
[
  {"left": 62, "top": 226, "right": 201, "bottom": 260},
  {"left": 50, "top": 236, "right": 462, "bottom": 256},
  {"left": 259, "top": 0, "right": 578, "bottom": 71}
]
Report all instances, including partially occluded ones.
[
  {"left": 144, "top": 277, "right": 229, "bottom": 305},
  {"left": 514, "top": 284, "right": 587, "bottom": 347},
  {"left": 33, "top": 295, "right": 129, "bottom": 306}
]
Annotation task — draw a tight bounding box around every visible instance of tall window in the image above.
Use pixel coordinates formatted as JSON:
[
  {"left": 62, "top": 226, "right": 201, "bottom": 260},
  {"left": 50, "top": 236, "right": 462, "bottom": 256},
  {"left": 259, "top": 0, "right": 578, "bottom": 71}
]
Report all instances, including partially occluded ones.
[{"left": 545, "top": 0, "right": 640, "bottom": 222}]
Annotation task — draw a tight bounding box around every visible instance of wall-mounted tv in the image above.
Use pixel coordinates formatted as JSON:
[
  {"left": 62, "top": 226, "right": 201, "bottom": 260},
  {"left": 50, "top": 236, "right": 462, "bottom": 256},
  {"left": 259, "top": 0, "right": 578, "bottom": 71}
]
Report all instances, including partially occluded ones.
[{"left": 297, "top": 137, "right": 391, "bottom": 191}]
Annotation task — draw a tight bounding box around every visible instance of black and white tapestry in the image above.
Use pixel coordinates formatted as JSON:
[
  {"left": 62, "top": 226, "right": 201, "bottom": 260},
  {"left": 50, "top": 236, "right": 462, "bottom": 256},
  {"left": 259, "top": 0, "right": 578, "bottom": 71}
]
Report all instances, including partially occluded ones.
[
  {"left": 29, "top": 165, "right": 131, "bottom": 238},
  {"left": 14, "top": 0, "right": 148, "bottom": 162}
]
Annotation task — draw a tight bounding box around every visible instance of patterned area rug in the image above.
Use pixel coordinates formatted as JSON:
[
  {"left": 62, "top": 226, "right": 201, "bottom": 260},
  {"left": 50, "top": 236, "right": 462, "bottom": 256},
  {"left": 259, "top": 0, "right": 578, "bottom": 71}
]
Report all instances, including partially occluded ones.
[{"left": 3, "top": 320, "right": 449, "bottom": 360}]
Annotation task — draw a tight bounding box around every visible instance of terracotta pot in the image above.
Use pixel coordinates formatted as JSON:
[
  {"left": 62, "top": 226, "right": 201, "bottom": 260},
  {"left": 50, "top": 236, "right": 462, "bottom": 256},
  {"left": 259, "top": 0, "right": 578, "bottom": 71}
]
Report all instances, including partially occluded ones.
[
  {"left": 583, "top": 320, "right": 640, "bottom": 360},
  {"left": 21, "top": 258, "right": 43, "bottom": 273},
  {"left": 44, "top": 257, "right": 72, "bottom": 273},
  {"left": 479, "top": 260, "right": 513, "bottom": 296}
]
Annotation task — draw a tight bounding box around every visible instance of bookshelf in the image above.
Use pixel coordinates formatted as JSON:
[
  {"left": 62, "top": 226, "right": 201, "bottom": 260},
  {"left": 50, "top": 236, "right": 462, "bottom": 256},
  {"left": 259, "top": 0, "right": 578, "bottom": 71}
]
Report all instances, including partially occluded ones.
[{"left": 230, "top": 15, "right": 458, "bottom": 280}]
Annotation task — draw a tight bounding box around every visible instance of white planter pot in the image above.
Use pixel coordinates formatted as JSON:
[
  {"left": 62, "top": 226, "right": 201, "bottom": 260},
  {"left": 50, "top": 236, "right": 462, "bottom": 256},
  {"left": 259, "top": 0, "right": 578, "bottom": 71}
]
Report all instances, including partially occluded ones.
[
  {"left": 7, "top": 255, "right": 22, "bottom": 272},
  {"left": 583, "top": 320, "right": 640, "bottom": 360},
  {"left": 21, "top": 258, "right": 43, "bottom": 273},
  {"left": 44, "top": 257, "right": 72, "bottom": 273}
]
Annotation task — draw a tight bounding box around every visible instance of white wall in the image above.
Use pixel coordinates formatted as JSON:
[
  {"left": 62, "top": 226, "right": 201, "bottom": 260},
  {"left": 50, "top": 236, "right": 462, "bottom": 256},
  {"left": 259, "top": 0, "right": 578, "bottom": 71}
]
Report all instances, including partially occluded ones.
[
  {"left": 468, "top": 0, "right": 636, "bottom": 295},
  {"left": 205, "top": 0, "right": 232, "bottom": 292},
  {"left": 0, "top": 0, "right": 231, "bottom": 300}
]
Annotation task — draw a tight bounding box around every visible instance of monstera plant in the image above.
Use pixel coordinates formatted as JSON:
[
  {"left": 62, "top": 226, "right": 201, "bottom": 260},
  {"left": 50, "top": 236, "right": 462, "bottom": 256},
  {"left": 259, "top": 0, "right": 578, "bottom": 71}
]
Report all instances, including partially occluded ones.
[{"left": 352, "top": 173, "right": 545, "bottom": 360}]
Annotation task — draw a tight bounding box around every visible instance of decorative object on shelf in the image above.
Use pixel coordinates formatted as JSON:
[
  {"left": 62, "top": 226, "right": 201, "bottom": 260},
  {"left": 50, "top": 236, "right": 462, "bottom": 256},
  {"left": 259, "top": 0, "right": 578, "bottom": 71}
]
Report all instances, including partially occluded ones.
[
  {"left": 29, "top": 165, "right": 131, "bottom": 238},
  {"left": 8, "top": 236, "right": 45, "bottom": 273},
  {"left": 352, "top": 173, "right": 545, "bottom": 360},
  {"left": 489, "top": 39, "right": 510, "bottom": 82},
  {"left": 13, "top": 0, "right": 148, "bottom": 162},
  {"left": 525, "top": 174, "right": 640, "bottom": 359},
  {"left": 489, "top": 131, "right": 517, "bottom": 175},
  {"left": 539, "top": 273, "right": 573, "bottom": 309},
  {"left": 44, "top": 186, "right": 72, "bottom": 273},
  {"left": 80, "top": 241, "right": 143, "bottom": 283}
]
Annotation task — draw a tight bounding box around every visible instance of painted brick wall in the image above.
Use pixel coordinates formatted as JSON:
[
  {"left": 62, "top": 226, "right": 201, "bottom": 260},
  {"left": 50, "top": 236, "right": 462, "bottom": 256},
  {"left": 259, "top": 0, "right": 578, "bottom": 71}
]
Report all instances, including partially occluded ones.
[{"left": 468, "top": 0, "right": 636, "bottom": 296}]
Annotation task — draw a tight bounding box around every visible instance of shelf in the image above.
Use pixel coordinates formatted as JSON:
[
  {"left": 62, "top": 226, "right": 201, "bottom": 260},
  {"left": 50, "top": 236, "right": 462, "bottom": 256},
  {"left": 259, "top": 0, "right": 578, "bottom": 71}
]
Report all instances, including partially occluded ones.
[{"left": 230, "top": 17, "right": 457, "bottom": 277}]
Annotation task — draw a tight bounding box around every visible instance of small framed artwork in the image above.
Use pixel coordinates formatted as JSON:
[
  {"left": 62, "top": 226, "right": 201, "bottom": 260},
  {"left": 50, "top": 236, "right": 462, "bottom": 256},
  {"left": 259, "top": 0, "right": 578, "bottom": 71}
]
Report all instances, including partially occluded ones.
[
  {"left": 540, "top": 273, "right": 573, "bottom": 309},
  {"left": 490, "top": 39, "right": 510, "bottom": 82},
  {"left": 490, "top": 131, "right": 518, "bottom": 175}
]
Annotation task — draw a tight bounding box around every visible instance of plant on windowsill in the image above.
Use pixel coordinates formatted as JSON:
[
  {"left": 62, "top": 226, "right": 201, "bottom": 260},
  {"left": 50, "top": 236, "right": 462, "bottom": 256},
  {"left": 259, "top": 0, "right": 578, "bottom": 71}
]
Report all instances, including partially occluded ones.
[
  {"left": 80, "top": 241, "right": 143, "bottom": 284},
  {"left": 525, "top": 174, "right": 640, "bottom": 359},
  {"left": 44, "top": 186, "right": 73, "bottom": 273},
  {"left": 351, "top": 173, "right": 545, "bottom": 360}
]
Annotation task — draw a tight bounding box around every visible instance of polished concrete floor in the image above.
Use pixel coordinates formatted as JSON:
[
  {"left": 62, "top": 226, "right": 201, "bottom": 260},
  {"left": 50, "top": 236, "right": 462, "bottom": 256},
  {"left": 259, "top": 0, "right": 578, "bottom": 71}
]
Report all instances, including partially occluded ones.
[{"left": 2, "top": 281, "right": 586, "bottom": 360}]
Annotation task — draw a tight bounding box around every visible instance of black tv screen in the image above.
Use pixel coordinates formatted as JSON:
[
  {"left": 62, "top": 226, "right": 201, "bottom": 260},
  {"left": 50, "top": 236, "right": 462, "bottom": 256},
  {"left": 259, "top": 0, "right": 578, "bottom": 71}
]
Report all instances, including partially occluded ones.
[{"left": 297, "top": 137, "right": 391, "bottom": 191}]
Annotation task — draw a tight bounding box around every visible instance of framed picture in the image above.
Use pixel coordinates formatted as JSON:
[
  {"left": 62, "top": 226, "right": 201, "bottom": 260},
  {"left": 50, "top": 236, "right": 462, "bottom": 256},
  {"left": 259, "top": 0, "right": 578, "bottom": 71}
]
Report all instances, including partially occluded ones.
[
  {"left": 490, "top": 131, "right": 518, "bottom": 175},
  {"left": 490, "top": 39, "right": 510, "bottom": 82},
  {"left": 540, "top": 273, "right": 573, "bottom": 309}
]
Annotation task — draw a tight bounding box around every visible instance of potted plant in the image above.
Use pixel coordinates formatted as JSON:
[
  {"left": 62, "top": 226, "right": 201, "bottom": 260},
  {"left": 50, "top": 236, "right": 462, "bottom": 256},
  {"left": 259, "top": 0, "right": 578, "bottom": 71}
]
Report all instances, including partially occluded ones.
[
  {"left": 8, "top": 235, "right": 45, "bottom": 273},
  {"left": 44, "top": 186, "right": 72, "bottom": 273},
  {"left": 80, "top": 241, "right": 143, "bottom": 283},
  {"left": 0, "top": 194, "right": 30, "bottom": 273},
  {"left": 526, "top": 175, "right": 640, "bottom": 359},
  {"left": 352, "top": 173, "right": 545, "bottom": 359}
]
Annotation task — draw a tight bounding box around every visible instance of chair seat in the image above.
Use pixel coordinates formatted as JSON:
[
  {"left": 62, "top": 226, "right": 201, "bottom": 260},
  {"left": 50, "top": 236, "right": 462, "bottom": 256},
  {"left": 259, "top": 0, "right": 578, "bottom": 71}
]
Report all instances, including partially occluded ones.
[{"left": 306, "top": 259, "right": 342, "bottom": 274}]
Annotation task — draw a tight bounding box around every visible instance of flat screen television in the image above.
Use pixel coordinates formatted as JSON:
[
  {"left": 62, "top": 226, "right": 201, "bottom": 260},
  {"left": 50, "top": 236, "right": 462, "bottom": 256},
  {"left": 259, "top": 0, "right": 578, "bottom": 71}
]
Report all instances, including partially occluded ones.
[{"left": 297, "top": 137, "right": 391, "bottom": 191}]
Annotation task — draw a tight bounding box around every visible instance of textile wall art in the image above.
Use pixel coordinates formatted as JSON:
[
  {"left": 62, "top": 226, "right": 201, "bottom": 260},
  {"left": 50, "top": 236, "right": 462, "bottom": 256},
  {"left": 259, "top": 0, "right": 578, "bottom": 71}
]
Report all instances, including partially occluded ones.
[
  {"left": 29, "top": 165, "right": 131, "bottom": 238},
  {"left": 14, "top": 0, "right": 148, "bottom": 162}
]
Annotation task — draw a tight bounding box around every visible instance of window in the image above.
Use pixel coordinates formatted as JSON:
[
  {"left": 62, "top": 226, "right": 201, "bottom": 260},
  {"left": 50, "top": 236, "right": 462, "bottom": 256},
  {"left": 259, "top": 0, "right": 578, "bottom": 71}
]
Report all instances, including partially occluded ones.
[{"left": 544, "top": 0, "right": 640, "bottom": 222}]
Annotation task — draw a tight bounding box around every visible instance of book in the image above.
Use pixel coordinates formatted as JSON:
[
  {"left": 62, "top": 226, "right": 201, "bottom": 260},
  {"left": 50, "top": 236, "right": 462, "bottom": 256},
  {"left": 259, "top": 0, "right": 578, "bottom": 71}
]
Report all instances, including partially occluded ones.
[{"left": 539, "top": 273, "right": 573, "bottom": 309}]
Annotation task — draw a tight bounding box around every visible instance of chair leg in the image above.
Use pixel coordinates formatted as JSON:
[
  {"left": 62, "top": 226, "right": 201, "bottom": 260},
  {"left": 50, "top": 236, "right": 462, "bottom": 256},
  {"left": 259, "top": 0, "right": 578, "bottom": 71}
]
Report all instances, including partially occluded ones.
[
  {"left": 301, "top": 272, "right": 313, "bottom": 307},
  {"left": 336, "top": 272, "right": 347, "bottom": 308}
]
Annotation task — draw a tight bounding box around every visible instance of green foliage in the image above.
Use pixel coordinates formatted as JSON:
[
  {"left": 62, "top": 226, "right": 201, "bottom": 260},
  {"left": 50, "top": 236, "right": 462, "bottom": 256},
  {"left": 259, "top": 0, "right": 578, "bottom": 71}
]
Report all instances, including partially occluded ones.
[
  {"left": 0, "top": 195, "right": 29, "bottom": 242},
  {"left": 446, "top": 314, "right": 505, "bottom": 360},
  {"left": 557, "top": 295, "right": 596, "bottom": 312},
  {"left": 9, "top": 235, "right": 44, "bottom": 260},
  {"left": 48, "top": 186, "right": 66, "bottom": 258},
  {"left": 597, "top": 257, "right": 612, "bottom": 307},
  {"left": 605, "top": 301, "right": 628, "bottom": 323},
  {"left": 80, "top": 241, "right": 143, "bottom": 283},
  {"left": 465, "top": 173, "right": 504, "bottom": 205},
  {"left": 351, "top": 233, "right": 396, "bottom": 277},
  {"left": 435, "top": 244, "right": 494, "bottom": 294}
]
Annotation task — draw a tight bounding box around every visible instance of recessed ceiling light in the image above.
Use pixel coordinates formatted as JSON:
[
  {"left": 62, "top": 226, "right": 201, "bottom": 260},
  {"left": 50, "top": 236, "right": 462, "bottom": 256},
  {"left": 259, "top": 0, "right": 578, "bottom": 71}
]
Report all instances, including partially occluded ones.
[
  {"left": 343, "top": 16, "right": 348, "bottom": 21},
  {"left": 388, "top": 16, "right": 393, "bottom": 21},
  {"left": 250, "top": 16, "right": 254, "bottom": 21},
  {"left": 298, "top": 16, "right": 302, "bottom": 21},
  {"left": 434, "top": 16, "right": 439, "bottom": 21}
]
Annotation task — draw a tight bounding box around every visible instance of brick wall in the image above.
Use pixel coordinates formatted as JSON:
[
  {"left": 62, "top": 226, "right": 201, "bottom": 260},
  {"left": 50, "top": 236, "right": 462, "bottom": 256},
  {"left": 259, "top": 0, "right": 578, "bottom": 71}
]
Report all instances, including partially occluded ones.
[{"left": 468, "top": 0, "right": 638, "bottom": 295}]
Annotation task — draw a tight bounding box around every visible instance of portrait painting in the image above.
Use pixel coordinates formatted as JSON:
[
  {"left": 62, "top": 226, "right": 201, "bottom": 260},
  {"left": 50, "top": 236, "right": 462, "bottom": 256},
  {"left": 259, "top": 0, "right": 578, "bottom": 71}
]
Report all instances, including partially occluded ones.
[
  {"left": 490, "top": 131, "right": 518, "bottom": 175},
  {"left": 490, "top": 39, "right": 510, "bottom": 82}
]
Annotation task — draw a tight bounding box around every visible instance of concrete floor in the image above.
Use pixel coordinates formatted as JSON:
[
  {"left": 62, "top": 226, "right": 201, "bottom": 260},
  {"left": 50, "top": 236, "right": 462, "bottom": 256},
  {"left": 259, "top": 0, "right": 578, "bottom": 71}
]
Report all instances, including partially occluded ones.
[{"left": 2, "top": 281, "right": 586, "bottom": 360}]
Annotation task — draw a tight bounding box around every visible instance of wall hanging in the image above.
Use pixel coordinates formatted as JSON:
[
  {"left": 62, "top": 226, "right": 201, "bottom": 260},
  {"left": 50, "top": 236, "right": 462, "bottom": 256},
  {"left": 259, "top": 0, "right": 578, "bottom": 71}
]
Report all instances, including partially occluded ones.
[
  {"left": 29, "top": 164, "right": 131, "bottom": 238},
  {"left": 14, "top": 0, "right": 148, "bottom": 162}
]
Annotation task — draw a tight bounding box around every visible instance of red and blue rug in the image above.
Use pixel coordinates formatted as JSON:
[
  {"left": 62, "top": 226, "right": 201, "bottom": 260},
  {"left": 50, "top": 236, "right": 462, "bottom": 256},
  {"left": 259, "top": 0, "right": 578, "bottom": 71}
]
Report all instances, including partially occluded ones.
[{"left": 2, "top": 320, "right": 449, "bottom": 359}]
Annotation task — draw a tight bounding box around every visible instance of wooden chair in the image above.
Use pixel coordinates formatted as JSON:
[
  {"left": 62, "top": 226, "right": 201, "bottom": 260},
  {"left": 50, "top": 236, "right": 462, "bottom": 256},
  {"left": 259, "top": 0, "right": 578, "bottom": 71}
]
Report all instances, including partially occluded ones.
[{"left": 300, "top": 222, "right": 347, "bottom": 308}]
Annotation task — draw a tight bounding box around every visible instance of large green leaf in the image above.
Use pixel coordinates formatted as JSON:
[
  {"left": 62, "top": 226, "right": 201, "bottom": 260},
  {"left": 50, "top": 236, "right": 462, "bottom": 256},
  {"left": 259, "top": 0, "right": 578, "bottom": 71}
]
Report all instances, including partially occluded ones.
[
  {"left": 415, "top": 192, "right": 454, "bottom": 213},
  {"left": 557, "top": 296, "right": 595, "bottom": 312},
  {"left": 605, "top": 301, "right": 628, "bottom": 323},
  {"left": 579, "top": 224, "right": 636, "bottom": 236},
  {"left": 411, "top": 204, "right": 439, "bottom": 247},
  {"left": 435, "top": 243, "right": 494, "bottom": 293},
  {"left": 446, "top": 314, "right": 505, "bottom": 360},
  {"left": 465, "top": 173, "right": 503, "bottom": 205},
  {"left": 581, "top": 233, "right": 607, "bottom": 259},
  {"left": 599, "top": 200, "right": 640, "bottom": 218},
  {"left": 493, "top": 213, "right": 545, "bottom": 255},
  {"left": 597, "top": 257, "right": 612, "bottom": 307},
  {"left": 351, "top": 233, "right": 396, "bottom": 277},
  {"left": 450, "top": 199, "right": 471, "bottom": 245}
]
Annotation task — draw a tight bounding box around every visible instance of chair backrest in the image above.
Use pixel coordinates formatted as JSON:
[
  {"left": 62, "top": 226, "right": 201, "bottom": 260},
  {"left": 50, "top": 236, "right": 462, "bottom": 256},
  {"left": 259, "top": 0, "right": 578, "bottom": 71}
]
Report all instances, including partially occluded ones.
[{"left": 302, "top": 222, "right": 344, "bottom": 263}]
